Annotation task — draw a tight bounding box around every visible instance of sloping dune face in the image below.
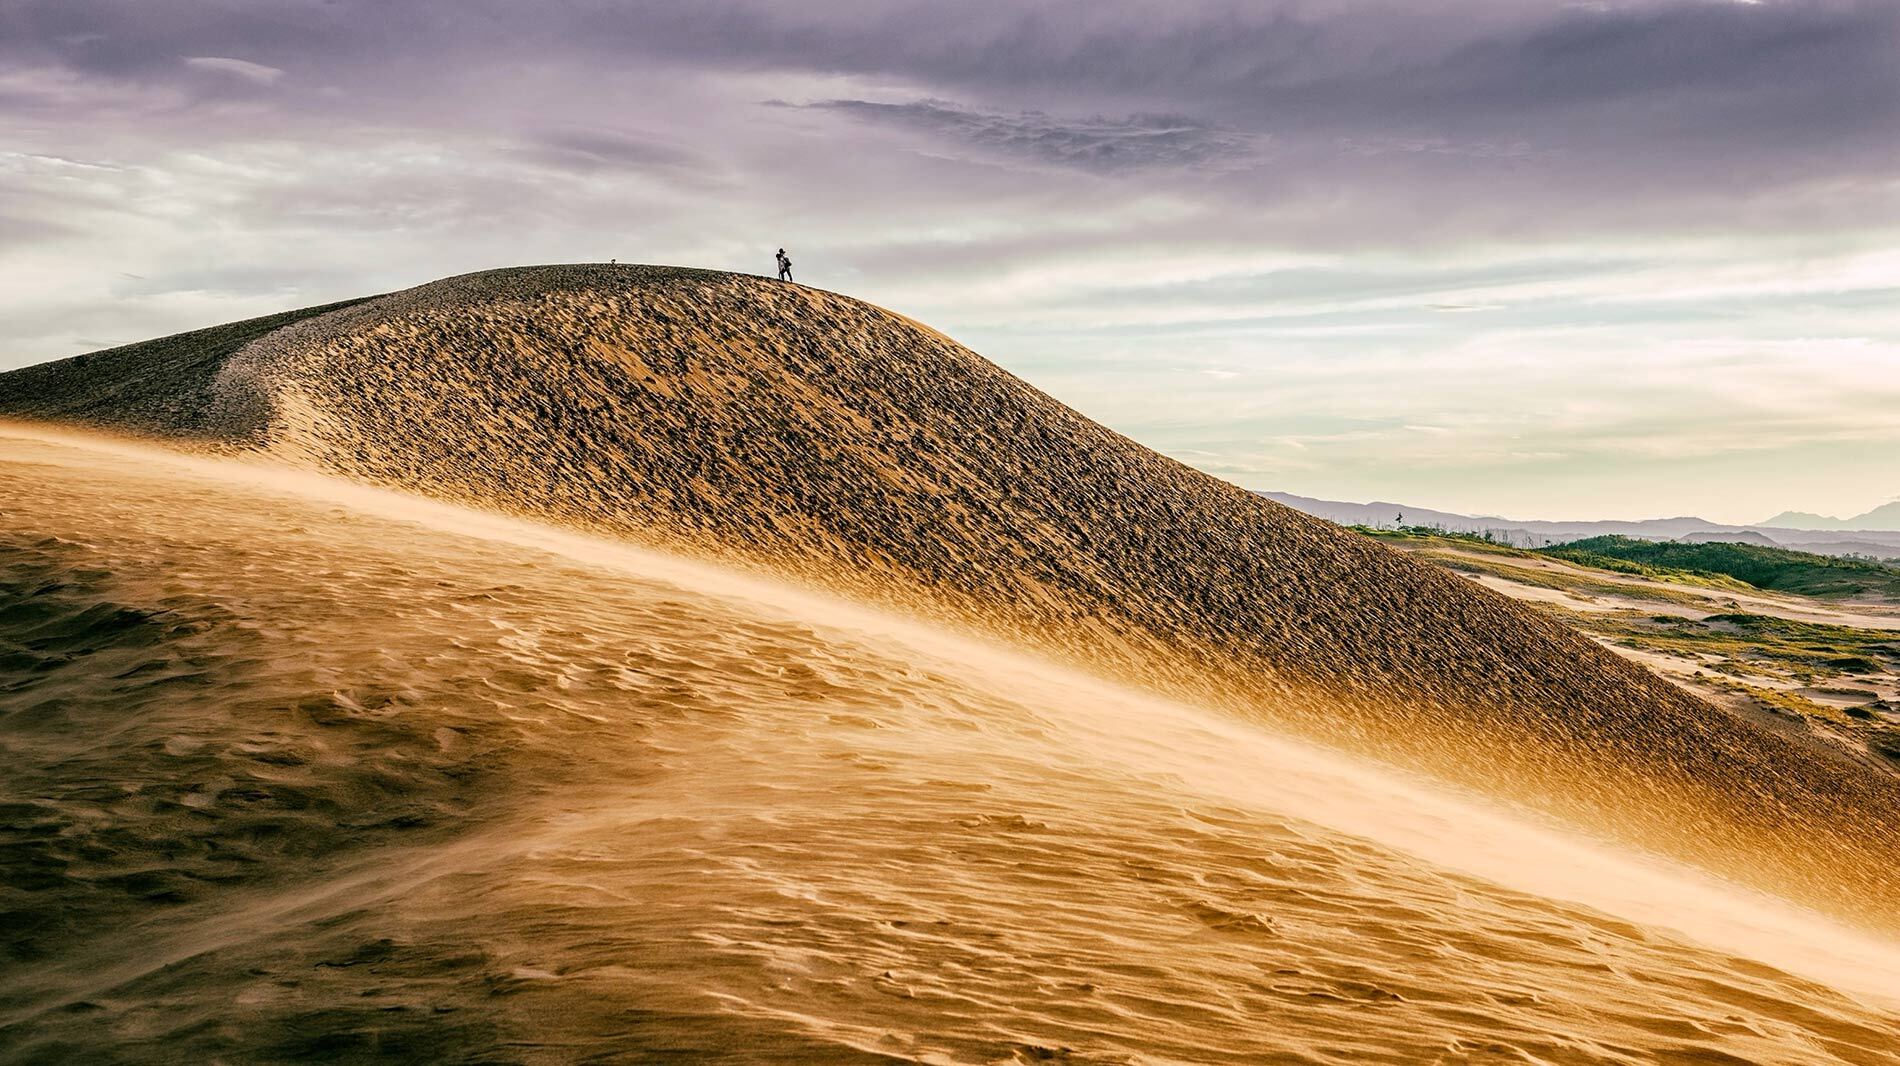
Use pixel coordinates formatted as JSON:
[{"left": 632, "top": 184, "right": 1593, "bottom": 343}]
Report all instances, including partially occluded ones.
[
  {"left": 3, "top": 265, "right": 1898, "bottom": 928},
  {"left": 4, "top": 432, "right": 1900, "bottom": 1064}
]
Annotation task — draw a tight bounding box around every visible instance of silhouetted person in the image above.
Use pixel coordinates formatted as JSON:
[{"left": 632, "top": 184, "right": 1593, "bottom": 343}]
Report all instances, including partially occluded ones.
[{"left": 776, "top": 248, "right": 793, "bottom": 282}]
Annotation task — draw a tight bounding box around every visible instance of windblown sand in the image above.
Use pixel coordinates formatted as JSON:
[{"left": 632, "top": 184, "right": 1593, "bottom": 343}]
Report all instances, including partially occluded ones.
[
  {"left": 4, "top": 265, "right": 1895, "bottom": 927},
  {"left": 4, "top": 430, "right": 1899, "bottom": 1064}
]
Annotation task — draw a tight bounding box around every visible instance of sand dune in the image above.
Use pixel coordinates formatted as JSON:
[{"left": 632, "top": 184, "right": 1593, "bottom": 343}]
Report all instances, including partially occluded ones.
[
  {"left": 4, "top": 264, "right": 1899, "bottom": 934},
  {"left": 4, "top": 429, "right": 1899, "bottom": 1063}
]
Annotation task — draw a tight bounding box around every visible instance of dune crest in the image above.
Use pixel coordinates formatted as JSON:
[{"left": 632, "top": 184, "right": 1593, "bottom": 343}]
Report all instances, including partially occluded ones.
[{"left": 4, "top": 264, "right": 1898, "bottom": 928}]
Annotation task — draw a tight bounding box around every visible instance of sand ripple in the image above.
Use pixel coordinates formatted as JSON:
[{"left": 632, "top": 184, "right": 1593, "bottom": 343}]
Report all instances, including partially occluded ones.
[{"left": 3, "top": 431, "right": 1898, "bottom": 1064}]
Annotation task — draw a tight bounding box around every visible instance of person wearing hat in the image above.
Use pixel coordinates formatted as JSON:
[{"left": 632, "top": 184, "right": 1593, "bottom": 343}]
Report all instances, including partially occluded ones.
[{"left": 776, "top": 248, "right": 793, "bottom": 282}]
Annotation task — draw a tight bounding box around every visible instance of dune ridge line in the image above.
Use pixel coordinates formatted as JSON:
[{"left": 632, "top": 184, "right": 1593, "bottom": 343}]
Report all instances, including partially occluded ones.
[{"left": 4, "top": 262, "right": 1897, "bottom": 931}]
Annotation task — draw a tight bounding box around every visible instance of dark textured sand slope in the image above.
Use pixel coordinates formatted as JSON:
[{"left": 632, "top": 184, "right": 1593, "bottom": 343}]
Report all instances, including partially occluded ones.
[
  {"left": 7, "top": 433, "right": 1897, "bottom": 1064},
  {"left": 4, "top": 264, "right": 1898, "bottom": 928}
]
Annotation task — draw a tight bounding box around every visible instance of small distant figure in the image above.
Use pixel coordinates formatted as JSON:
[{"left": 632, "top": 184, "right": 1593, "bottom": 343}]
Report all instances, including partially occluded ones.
[
  {"left": 610, "top": 258, "right": 617, "bottom": 265},
  {"left": 775, "top": 247, "right": 793, "bottom": 283}
]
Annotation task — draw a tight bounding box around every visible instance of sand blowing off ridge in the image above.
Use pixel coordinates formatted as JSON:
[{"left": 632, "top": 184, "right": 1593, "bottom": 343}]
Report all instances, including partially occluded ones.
[
  {"left": 2, "top": 264, "right": 1898, "bottom": 935},
  {"left": 3, "top": 428, "right": 1900, "bottom": 1064}
]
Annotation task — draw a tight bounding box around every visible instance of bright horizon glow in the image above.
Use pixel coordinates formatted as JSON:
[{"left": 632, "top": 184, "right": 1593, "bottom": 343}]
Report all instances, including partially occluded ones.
[{"left": 2, "top": 1, "right": 1897, "bottom": 523}]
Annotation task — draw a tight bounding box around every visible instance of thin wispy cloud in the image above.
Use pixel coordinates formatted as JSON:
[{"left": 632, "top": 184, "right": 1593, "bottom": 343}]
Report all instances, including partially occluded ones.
[
  {"left": 1, "top": 0, "right": 1896, "bottom": 520},
  {"left": 783, "top": 98, "right": 1262, "bottom": 173},
  {"left": 182, "top": 56, "right": 285, "bottom": 85}
]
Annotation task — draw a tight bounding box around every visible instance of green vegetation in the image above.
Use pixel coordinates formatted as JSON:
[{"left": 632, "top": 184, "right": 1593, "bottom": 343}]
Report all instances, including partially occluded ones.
[
  {"left": 1347, "top": 524, "right": 1531, "bottom": 555},
  {"left": 1351, "top": 527, "right": 1723, "bottom": 605},
  {"left": 1359, "top": 524, "right": 1900, "bottom": 763},
  {"left": 1540, "top": 536, "right": 1900, "bottom": 600},
  {"left": 1579, "top": 611, "right": 1899, "bottom": 681},
  {"left": 1550, "top": 606, "right": 1900, "bottom": 753},
  {"left": 1436, "top": 552, "right": 1722, "bottom": 605},
  {"left": 1705, "top": 677, "right": 1851, "bottom": 724}
]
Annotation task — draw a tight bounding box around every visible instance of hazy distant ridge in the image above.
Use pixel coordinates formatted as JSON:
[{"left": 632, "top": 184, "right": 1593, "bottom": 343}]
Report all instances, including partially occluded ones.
[
  {"left": 1262, "top": 491, "right": 1900, "bottom": 558},
  {"left": 1760, "top": 501, "right": 1900, "bottom": 532}
]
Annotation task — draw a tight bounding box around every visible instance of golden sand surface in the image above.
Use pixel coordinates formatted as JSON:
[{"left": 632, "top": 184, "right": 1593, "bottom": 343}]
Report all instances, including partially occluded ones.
[
  {"left": 3, "top": 430, "right": 1899, "bottom": 1064},
  {"left": 2, "top": 265, "right": 1894, "bottom": 929}
]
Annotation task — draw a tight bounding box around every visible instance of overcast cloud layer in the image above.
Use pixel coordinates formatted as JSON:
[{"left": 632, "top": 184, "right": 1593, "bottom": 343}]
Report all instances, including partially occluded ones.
[{"left": 3, "top": 0, "right": 1897, "bottom": 522}]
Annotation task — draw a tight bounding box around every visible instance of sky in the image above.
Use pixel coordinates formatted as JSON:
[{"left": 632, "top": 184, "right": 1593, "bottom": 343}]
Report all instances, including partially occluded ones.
[{"left": 2, "top": 0, "right": 1897, "bottom": 524}]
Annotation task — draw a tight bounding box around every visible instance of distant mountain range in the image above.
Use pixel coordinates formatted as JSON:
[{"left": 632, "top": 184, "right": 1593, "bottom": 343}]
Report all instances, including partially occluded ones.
[
  {"left": 1759, "top": 502, "right": 1900, "bottom": 531},
  {"left": 1261, "top": 492, "right": 1900, "bottom": 560}
]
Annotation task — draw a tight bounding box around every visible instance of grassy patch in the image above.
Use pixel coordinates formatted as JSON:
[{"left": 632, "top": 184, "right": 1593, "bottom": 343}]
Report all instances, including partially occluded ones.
[
  {"left": 1374, "top": 526, "right": 1900, "bottom": 761},
  {"left": 1354, "top": 526, "right": 1757, "bottom": 610},
  {"left": 1348, "top": 525, "right": 1537, "bottom": 558},
  {"left": 1413, "top": 548, "right": 1721, "bottom": 607},
  {"left": 1714, "top": 679, "right": 1851, "bottom": 723},
  {"left": 1582, "top": 611, "right": 1898, "bottom": 674},
  {"left": 1540, "top": 536, "right": 1900, "bottom": 600}
]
